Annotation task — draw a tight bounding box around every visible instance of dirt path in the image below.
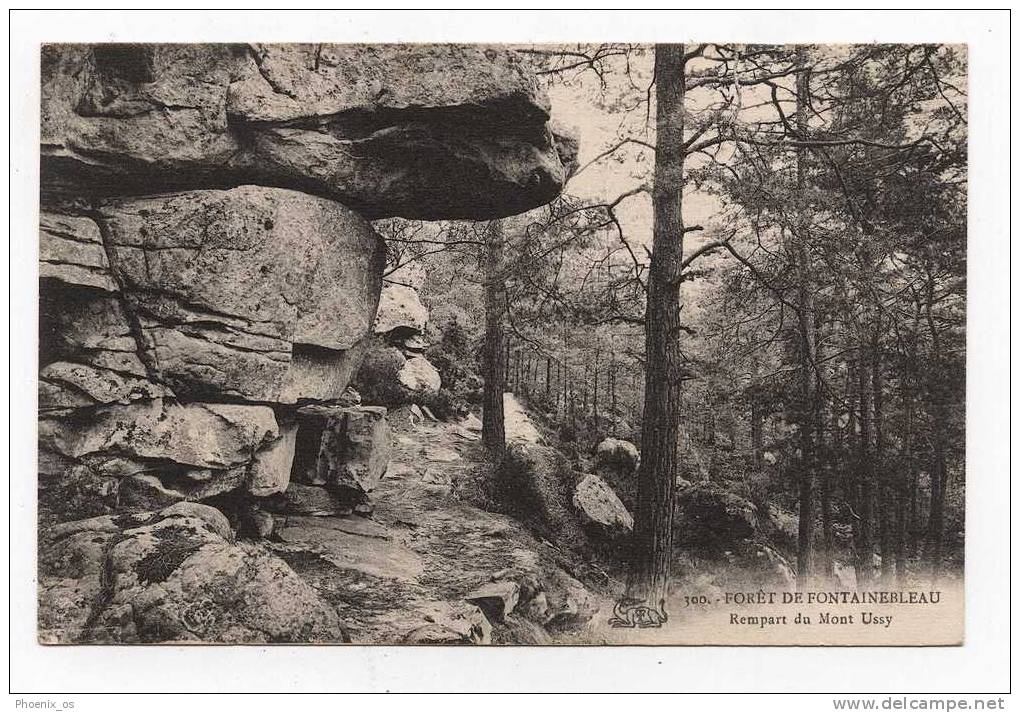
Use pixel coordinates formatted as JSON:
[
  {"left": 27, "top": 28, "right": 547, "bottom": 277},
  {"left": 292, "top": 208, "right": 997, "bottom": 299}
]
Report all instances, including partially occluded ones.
[{"left": 270, "top": 407, "right": 611, "bottom": 644}]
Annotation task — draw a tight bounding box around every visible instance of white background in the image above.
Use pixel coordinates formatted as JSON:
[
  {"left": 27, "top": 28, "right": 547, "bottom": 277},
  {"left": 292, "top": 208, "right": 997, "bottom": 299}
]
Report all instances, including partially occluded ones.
[{"left": 5, "top": 7, "right": 1012, "bottom": 701}]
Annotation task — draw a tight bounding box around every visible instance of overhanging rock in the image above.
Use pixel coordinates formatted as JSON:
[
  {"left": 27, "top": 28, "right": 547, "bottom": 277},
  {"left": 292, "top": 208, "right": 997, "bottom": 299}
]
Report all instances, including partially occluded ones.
[{"left": 41, "top": 43, "right": 574, "bottom": 220}]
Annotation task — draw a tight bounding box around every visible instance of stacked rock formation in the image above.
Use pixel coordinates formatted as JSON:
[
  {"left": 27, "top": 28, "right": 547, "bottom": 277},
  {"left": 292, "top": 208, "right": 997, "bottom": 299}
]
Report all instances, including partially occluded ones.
[
  {"left": 37, "top": 42, "right": 574, "bottom": 643},
  {"left": 353, "top": 284, "right": 443, "bottom": 403}
]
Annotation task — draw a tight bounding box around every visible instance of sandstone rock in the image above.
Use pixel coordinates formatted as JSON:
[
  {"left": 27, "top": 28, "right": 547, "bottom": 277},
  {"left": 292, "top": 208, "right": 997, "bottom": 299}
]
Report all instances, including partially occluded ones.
[
  {"left": 527, "top": 570, "right": 599, "bottom": 630},
  {"left": 119, "top": 470, "right": 246, "bottom": 510},
  {"left": 353, "top": 501, "right": 375, "bottom": 517},
  {"left": 674, "top": 483, "right": 759, "bottom": 551},
  {"left": 401, "top": 335, "right": 429, "bottom": 353},
  {"left": 248, "top": 424, "right": 298, "bottom": 497},
  {"left": 462, "top": 413, "right": 483, "bottom": 432},
  {"left": 39, "top": 212, "right": 118, "bottom": 292},
  {"left": 39, "top": 289, "right": 149, "bottom": 379},
  {"left": 93, "top": 186, "right": 384, "bottom": 403},
  {"left": 40, "top": 399, "right": 278, "bottom": 472},
  {"left": 317, "top": 406, "right": 391, "bottom": 495},
  {"left": 41, "top": 44, "right": 241, "bottom": 201},
  {"left": 425, "top": 446, "right": 461, "bottom": 463},
  {"left": 42, "top": 43, "right": 572, "bottom": 221},
  {"left": 421, "top": 469, "right": 453, "bottom": 487},
  {"left": 158, "top": 501, "right": 234, "bottom": 541},
  {"left": 291, "top": 405, "right": 391, "bottom": 498},
  {"left": 496, "top": 444, "right": 589, "bottom": 548},
  {"left": 38, "top": 361, "right": 162, "bottom": 413},
  {"left": 239, "top": 506, "right": 277, "bottom": 540},
  {"left": 275, "top": 515, "right": 422, "bottom": 581},
  {"left": 373, "top": 284, "right": 428, "bottom": 337},
  {"left": 464, "top": 581, "right": 520, "bottom": 623},
  {"left": 596, "top": 437, "right": 640, "bottom": 472},
  {"left": 402, "top": 602, "right": 492, "bottom": 645},
  {"left": 397, "top": 356, "right": 442, "bottom": 395},
  {"left": 572, "top": 474, "right": 634, "bottom": 535},
  {"left": 38, "top": 503, "right": 345, "bottom": 643},
  {"left": 39, "top": 399, "right": 279, "bottom": 514}
]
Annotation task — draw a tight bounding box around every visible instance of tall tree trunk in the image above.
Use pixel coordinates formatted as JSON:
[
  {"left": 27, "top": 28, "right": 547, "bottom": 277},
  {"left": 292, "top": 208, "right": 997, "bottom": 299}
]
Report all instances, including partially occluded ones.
[
  {"left": 628, "top": 43, "right": 686, "bottom": 607},
  {"left": 546, "top": 357, "right": 552, "bottom": 399},
  {"left": 873, "top": 334, "right": 894, "bottom": 584},
  {"left": 896, "top": 377, "right": 913, "bottom": 585},
  {"left": 856, "top": 344, "right": 874, "bottom": 587},
  {"left": 923, "top": 271, "right": 949, "bottom": 582},
  {"left": 793, "top": 47, "right": 816, "bottom": 590},
  {"left": 815, "top": 319, "right": 833, "bottom": 582},
  {"left": 481, "top": 220, "right": 507, "bottom": 455}
]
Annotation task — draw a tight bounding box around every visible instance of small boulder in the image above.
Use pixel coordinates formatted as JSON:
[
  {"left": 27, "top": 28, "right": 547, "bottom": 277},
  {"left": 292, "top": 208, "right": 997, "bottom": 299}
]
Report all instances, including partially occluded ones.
[
  {"left": 317, "top": 406, "right": 391, "bottom": 496},
  {"left": 462, "top": 413, "right": 483, "bottom": 433},
  {"left": 572, "top": 474, "right": 634, "bottom": 535},
  {"left": 464, "top": 581, "right": 520, "bottom": 623},
  {"left": 291, "top": 406, "right": 391, "bottom": 500},
  {"left": 397, "top": 356, "right": 442, "bottom": 395},
  {"left": 596, "top": 438, "right": 640, "bottom": 472},
  {"left": 402, "top": 602, "right": 492, "bottom": 645},
  {"left": 425, "top": 446, "right": 461, "bottom": 463},
  {"left": 373, "top": 284, "right": 428, "bottom": 337}
]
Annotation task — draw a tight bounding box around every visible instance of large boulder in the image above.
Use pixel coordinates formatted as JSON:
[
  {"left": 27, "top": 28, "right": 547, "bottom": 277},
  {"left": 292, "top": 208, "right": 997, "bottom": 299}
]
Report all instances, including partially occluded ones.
[
  {"left": 353, "top": 342, "right": 442, "bottom": 405},
  {"left": 674, "top": 483, "right": 760, "bottom": 551},
  {"left": 495, "top": 444, "right": 587, "bottom": 549},
  {"left": 38, "top": 503, "right": 346, "bottom": 643},
  {"left": 90, "top": 186, "right": 384, "bottom": 403},
  {"left": 572, "top": 473, "right": 634, "bottom": 536},
  {"left": 41, "top": 43, "right": 573, "bottom": 220}
]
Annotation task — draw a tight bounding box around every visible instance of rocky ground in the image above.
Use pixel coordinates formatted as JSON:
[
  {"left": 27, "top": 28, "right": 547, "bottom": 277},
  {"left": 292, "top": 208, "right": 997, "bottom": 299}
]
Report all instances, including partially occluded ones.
[{"left": 267, "top": 405, "right": 611, "bottom": 644}]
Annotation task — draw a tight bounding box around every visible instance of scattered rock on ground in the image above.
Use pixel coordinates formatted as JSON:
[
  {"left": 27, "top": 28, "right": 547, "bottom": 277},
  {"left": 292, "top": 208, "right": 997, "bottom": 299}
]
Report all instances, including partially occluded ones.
[
  {"left": 596, "top": 438, "right": 640, "bottom": 472},
  {"left": 464, "top": 581, "right": 520, "bottom": 623},
  {"left": 572, "top": 474, "right": 634, "bottom": 536}
]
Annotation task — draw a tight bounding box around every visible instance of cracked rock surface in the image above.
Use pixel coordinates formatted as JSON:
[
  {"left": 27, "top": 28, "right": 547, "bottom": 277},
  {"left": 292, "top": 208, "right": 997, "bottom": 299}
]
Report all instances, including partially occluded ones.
[
  {"left": 41, "top": 43, "right": 573, "bottom": 219},
  {"left": 38, "top": 502, "right": 346, "bottom": 643}
]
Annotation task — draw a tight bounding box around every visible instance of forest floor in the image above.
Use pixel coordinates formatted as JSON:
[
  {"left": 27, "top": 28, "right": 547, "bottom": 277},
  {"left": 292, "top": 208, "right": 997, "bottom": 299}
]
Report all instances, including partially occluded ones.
[{"left": 270, "top": 403, "right": 623, "bottom": 644}]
